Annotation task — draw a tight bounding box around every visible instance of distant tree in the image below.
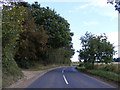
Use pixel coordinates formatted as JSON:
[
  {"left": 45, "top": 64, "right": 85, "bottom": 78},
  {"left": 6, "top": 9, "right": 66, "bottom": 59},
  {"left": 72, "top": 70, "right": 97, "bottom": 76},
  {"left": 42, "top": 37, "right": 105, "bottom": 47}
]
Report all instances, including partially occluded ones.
[{"left": 78, "top": 32, "right": 115, "bottom": 68}]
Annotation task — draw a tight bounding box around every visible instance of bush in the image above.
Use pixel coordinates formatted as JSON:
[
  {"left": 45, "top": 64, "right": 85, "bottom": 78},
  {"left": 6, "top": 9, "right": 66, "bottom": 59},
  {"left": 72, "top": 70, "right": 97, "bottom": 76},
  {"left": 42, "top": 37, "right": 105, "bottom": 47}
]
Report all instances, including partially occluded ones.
[
  {"left": 2, "top": 47, "right": 23, "bottom": 87},
  {"left": 78, "top": 63, "right": 84, "bottom": 67},
  {"left": 76, "top": 66, "right": 86, "bottom": 72},
  {"left": 84, "top": 63, "right": 94, "bottom": 69},
  {"left": 16, "top": 59, "right": 31, "bottom": 69}
]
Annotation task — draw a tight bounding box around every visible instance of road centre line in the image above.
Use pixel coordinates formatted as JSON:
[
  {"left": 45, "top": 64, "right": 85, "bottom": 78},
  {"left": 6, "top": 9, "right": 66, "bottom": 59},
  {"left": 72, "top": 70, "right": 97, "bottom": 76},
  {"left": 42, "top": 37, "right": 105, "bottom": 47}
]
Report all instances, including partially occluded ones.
[{"left": 63, "top": 75, "right": 69, "bottom": 84}]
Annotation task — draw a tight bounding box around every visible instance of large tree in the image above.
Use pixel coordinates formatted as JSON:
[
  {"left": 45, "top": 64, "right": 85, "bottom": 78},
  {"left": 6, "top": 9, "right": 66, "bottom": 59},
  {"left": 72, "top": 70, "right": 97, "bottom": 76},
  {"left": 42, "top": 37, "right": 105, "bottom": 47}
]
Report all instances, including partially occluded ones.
[
  {"left": 30, "top": 2, "right": 74, "bottom": 48},
  {"left": 78, "top": 32, "right": 115, "bottom": 68},
  {"left": 14, "top": 2, "right": 74, "bottom": 67}
]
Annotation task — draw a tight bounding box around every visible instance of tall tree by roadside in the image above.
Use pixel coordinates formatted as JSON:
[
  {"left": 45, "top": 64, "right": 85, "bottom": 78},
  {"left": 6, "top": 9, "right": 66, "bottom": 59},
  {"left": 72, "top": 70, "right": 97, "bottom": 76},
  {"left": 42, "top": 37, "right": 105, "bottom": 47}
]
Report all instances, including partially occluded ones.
[
  {"left": 30, "top": 2, "right": 74, "bottom": 48},
  {"left": 78, "top": 32, "right": 115, "bottom": 68},
  {"left": 14, "top": 2, "right": 74, "bottom": 67}
]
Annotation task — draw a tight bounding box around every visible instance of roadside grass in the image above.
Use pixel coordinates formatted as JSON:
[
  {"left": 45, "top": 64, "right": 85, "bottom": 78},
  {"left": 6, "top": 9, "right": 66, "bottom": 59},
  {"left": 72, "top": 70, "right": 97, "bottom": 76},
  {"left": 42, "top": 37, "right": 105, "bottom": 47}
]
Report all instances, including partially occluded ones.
[
  {"left": 87, "top": 70, "right": 120, "bottom": 83},
  {"left": 76, "top": 63, "right": 120, "bottom": 83},
  {"left": 4, "top": 64, "right": 69, "bottom": 87},
  {"left": 71, "top": 62, "right": 80, "bottom": 66},
  {"left": 94, "top": 63, "right": 120, "bottom": 74},
  {"left": 76, "top": 66, "right": 86, "bottom": 72},
  {"left": 23, "top": 64, "right": 69, "bottom": 71}
]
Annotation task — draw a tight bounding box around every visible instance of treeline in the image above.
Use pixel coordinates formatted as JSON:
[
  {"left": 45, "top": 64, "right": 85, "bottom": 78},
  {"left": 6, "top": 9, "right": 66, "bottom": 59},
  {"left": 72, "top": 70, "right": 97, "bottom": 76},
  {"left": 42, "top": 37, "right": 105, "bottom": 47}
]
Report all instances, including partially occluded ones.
[
  {"left": 2, "top": 1, "right": 74, "bottom": 87},
  {"left": 77, "top": 32, "right": 115, "bottom": 69}
]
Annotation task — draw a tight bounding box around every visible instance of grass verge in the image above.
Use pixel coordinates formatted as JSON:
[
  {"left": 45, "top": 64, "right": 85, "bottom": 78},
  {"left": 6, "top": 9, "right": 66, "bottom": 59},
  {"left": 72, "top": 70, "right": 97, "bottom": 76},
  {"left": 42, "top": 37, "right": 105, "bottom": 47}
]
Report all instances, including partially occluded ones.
[
  {"left": 87, "top": 70, "right": 120, "bottom": 83},
  {"left": 76, "top": 66, "right": 120, "bottom": 83},
  {"left": 23, "top": 64, "right": 69, "bottom": 71}
]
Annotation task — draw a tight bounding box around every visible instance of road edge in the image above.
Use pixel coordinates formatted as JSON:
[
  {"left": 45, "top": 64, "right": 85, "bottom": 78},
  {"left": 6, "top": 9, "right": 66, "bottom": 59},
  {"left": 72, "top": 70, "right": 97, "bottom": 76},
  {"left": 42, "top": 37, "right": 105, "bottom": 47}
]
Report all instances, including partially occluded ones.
[
  {"left": 76, "top": 68, "right": 119, "bottom": 88},
  {"left": 7, "top": 66, "right": 67, "bottom": 88}
]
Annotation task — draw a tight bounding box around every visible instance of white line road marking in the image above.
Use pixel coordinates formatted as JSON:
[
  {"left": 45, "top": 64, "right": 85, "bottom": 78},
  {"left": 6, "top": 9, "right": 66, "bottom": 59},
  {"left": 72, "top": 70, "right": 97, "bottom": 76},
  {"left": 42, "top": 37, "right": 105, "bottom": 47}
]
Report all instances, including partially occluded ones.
[{"left": 63, "top": 75, "right": 69, "bottom": 84}]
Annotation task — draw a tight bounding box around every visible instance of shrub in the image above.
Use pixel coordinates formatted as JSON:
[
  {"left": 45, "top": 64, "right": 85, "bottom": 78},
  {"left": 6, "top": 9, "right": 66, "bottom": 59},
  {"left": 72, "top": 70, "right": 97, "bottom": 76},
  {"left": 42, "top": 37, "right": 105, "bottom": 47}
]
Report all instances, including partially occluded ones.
[
  {"left": 84, "top": 63, "right": 94, "bottom": 69},
  {"left": 76, "top": 66, "right": 86, "bottom": 72},
  {"left": 2, "top": 47, "right": 23, "bottom": 87},
  {"left": 78, "top": 62, "right": 84, "bottom": 67}
]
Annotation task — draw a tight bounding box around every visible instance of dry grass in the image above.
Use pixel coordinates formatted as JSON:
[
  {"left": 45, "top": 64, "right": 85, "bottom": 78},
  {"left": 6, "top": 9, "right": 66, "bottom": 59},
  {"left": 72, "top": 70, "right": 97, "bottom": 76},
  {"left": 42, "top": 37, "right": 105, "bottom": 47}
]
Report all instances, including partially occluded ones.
[
  {"left": 94, "top": 62, "right": 120, "bottom": 74},
  {"left": 23, "top": 64, "right": 69, "bottom": 71},
  {"left": 76, "top": 62, "right": 120, "bottom": 85}
]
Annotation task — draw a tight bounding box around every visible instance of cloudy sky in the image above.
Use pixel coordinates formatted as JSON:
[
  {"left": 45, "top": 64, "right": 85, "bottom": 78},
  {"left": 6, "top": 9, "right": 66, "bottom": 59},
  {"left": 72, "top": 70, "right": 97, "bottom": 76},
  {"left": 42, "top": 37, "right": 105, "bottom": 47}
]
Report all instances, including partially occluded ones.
[{"left": 25, "top": 0, "right": 118, "bottom": 61}]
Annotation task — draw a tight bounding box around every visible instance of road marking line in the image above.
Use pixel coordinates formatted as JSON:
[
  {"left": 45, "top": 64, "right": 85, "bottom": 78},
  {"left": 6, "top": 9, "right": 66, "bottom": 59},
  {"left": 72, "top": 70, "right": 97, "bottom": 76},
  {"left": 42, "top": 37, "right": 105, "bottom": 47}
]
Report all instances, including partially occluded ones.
[{"left": 63, "top": 75, "right": 69, "bottom": 84}]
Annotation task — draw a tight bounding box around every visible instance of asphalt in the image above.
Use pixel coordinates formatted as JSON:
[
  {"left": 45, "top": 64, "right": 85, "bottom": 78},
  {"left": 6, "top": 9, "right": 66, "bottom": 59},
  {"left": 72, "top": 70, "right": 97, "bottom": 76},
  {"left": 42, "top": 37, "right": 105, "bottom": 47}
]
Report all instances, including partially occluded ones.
[{"left": 27, "top": 66, "right": 117, "bottom": 88}]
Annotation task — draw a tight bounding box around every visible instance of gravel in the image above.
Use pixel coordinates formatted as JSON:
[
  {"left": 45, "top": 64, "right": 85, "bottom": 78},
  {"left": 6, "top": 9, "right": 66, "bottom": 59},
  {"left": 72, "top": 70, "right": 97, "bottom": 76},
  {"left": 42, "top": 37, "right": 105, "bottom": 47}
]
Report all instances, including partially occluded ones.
[{"left": 7, "top": 67, "right": 61, "bottom": 88}]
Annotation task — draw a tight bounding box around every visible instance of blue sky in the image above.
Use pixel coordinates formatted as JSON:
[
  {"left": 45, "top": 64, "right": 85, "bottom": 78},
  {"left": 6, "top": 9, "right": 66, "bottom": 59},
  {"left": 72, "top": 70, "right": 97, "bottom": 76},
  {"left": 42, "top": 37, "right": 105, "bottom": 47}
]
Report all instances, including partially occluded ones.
[{"left": 25, "top": 0, "right": 118, "bottom": 61}]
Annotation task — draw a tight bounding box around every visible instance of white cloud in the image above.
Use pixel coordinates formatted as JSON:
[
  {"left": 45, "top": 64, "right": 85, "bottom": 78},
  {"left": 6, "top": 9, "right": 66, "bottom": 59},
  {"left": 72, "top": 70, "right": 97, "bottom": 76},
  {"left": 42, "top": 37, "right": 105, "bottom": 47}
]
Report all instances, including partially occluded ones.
[
  {"left": 76, "top": 0, "right": 112, "bottom": 9},
  {"left": 68, "top": 10, "right": 75, "bottom": 13},
  {"left": 68, "top": 0, "right": 118, "bottom": 19},
  {"left": 71, "top": 34, "right": 81, "bottom": 62},
  {"left": 91, "top": 5, "right": 118, "bottom": 20},
  {"left": 107, "top": 32, "right": 118, "bottom": 58},
  {"left": 88, "top": 0, "right": 112, "bottom": 7},
  {"left": 79, "top": 4, "right": 89, "bottom": 9},
  {"left": 106, "top": 31, "right": 118, "bottom": 46},
  {"left": 71, "top": 52, "right": 79, "bottom": 62},
  {"left": 83, "top": 21, "right": 99, "bottom": 26}
]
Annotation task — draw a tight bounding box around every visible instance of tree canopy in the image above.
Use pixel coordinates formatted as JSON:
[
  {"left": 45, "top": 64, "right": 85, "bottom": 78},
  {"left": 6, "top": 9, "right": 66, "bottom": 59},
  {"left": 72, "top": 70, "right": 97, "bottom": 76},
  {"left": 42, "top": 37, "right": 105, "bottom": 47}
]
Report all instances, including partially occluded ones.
[
  {"left": 2, "top": 1, "right": 74, "bottom": 70},
  {"left": 78, "top": 32, "right": 115, "bottom": 68}
]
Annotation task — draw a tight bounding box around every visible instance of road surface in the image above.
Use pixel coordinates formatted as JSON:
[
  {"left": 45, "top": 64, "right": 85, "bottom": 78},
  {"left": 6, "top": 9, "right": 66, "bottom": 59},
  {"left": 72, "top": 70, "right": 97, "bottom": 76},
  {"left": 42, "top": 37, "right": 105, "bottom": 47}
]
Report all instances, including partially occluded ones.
[{"left": 27, "top": 66, "right": 116, "bottom": 88}]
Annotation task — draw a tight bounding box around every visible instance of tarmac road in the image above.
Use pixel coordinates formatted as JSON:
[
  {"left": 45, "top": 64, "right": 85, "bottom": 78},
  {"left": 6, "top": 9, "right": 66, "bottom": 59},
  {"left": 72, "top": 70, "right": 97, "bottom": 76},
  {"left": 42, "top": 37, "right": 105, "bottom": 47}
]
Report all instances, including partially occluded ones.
[{"left": 27, "top": 66, "right": 116, "bottom": 88}]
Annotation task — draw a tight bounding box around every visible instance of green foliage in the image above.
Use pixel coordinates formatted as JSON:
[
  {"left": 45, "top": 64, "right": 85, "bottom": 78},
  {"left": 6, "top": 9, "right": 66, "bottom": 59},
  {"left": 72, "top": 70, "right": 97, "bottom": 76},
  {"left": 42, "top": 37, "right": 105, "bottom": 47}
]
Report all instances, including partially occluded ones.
[
  {"left": 78, "top": 62, "right": 93, "bottom": 70},
  {"left": 76, "top": 66, "right": 86, "bottom": 72},
  {"left": 2, "top": 46, "right": 23, "bottom": 87},
  {"left": 45, "top": 48, "right": 73, "bottom": 65},
  {"left": 103, "top": 64, "right": 116, "bottom": 72},
  {"left": 84, "top": 63, "right": 94, "bottom": 69},
  {"left": 14, "top": 1, "right": 74, "bottom": 68},
  {"left": 77, "top": 64, "right": 120, "bottom": 83},
  {"left": 78, "top": 32, "right": 115, "bottom": 65},
  {"left": 2, "top": 1, "right": 74, "bottom": 87},
  {"left": 15, "top": 29, "right": 49, "bottom": 68},
  {"left": 29, "top": 2, "right": 73, "bottom": 49},
  {"left": 2, "top": 3, "right": 27, "bottom": 87},
  {"left": 78, "top": 62, "right": 84, "bottom": 67},
  {"left": 94, "top": 63, "right": 119, "bottom": 74}
]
